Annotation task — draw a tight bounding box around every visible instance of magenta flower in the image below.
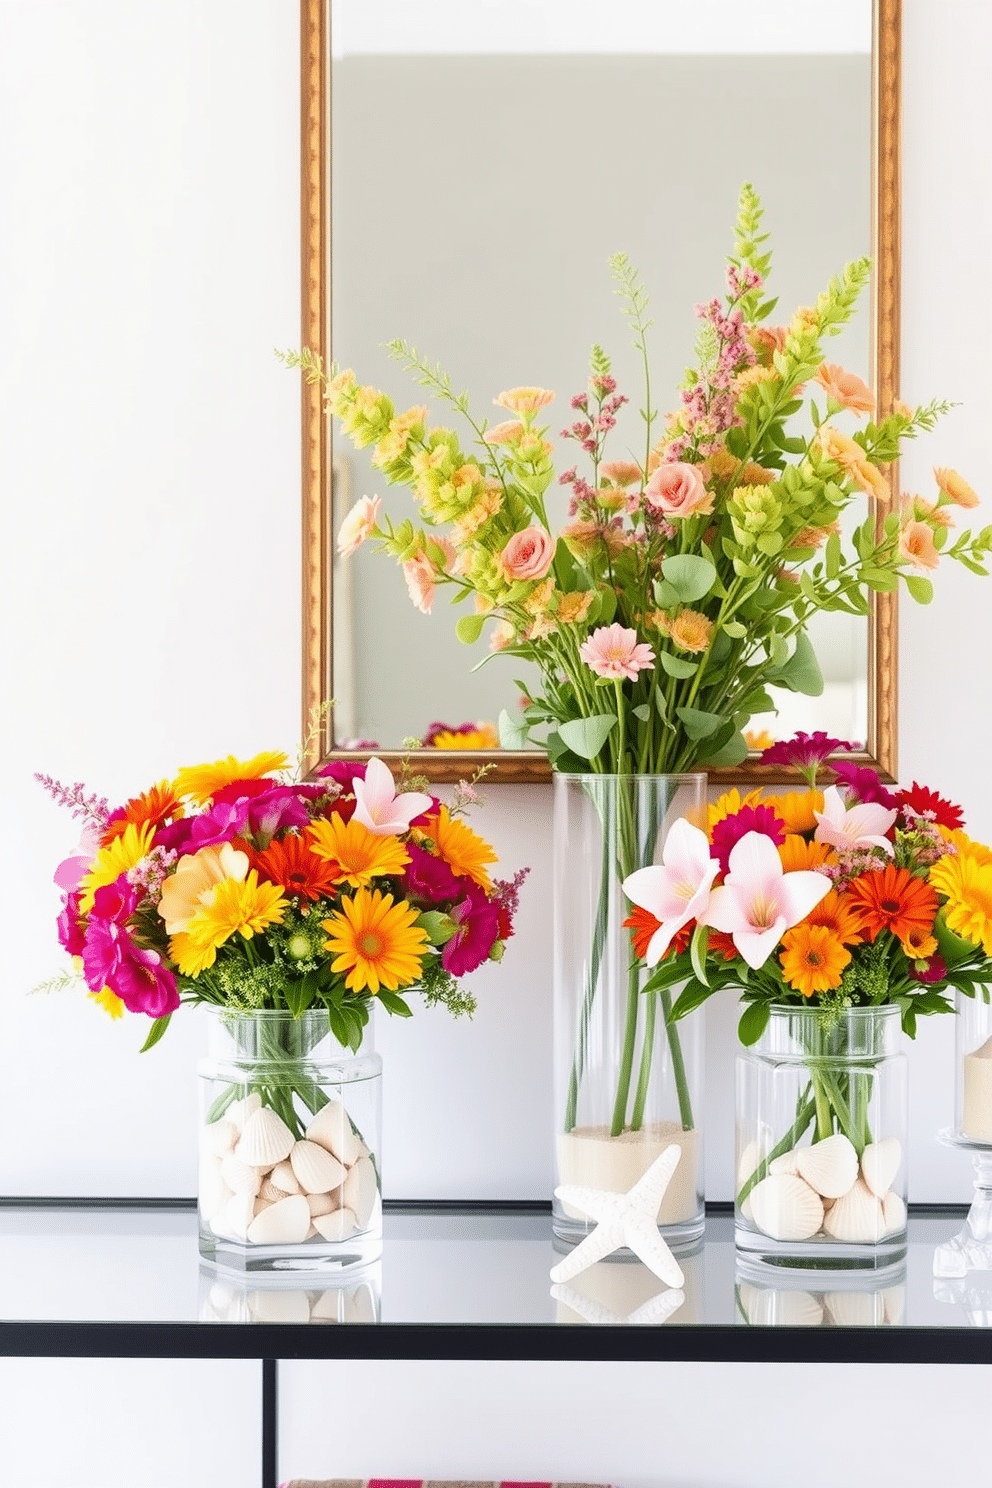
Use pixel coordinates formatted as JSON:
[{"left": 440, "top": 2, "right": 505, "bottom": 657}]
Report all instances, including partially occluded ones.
[
  {"left": 81, "top": 880, "right": 180, "bottom": 1017},
  {"left": 402, "top": 841, "right": 463, "bottom": 904},
  {"left": 910, "top": 953, "right": 948, "bottom": 985},
  {"left": 442, "top": 887, "right": 501, "bottom": 976},
  {"left": 759, "top": 732, "right": 856, "bottom": 786},
  {"left": 579, "top": 624, "right": 655, "bottom": 681},
  {"left": 156, "top": 797, "right": 250, "bottom": 854},
  {"left": 57, "top": 890, "right": 86, "bottom": 956},
  {"left": 710, "top": 805, "right": 784, "bottom": 875},
  {"left": 830, "top": 760, "right": 899, "bottom": 809}
]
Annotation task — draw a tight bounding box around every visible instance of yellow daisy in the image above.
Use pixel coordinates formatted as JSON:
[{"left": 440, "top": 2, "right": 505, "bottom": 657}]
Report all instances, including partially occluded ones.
[
  {"left": 307, "top": 816, "right": 409, "bottom": 888},
  {"left": 321, "top": 888, "right": 429, "bottom": 994},
  {"left": 88, "top": 987, "right": 125, "bottom": 1020},
  {"left": 930, "top": 847, "right": 992, "bottom": 955},
  {"left": 78, "top": 822, "right": 156, "bottom": 913},
  {"left": 173, "top": 750, "right": 288, "bottom": 806},
  {"left": 423, "top": 806, "right": 497, "bottom": 891},
  {"left": 770, "top": 789, "right": 824, "bottom": 835},
  {"left": 171, "top": 872, "right": 287, "bottom": 977},
  {"left": 707, "top": 789, "right": 763, "bottom": 834}
]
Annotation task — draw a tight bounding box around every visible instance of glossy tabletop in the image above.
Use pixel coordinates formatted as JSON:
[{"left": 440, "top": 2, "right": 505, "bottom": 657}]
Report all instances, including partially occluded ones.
[{"left": 1, "top": 1202, "right": 990, "bottom": 1363}]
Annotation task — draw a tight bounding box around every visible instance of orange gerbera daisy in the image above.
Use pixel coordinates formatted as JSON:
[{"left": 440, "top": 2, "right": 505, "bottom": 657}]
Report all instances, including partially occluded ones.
[
  {"left": 778, "top": 835, "right": 834, "bottom": 874},
  {"left": 845, "top": 864, "right": 939, "bottom": 944},
  {"left": 770, "top": 790, "right": 824, "bottom": 836},
  {"left": 780, "top": 923, "right": 852, "bottom": 996},
  {"left": 900, "top": 923, "right": 939, "bottom": 960},
  {"left": 173, "top": 750, "right": 288, "bottom": 806},
  {"left": 321, "top": 888, "right": 429, "bottom": 994},
  {"left": 306, "top": 816, "right": 409, "bottom": 889},
  {"left": 250, "top": 833, "right": 342, "bottom": 903},
  {"left": 803, "top": 887, "right": 864, "bottom": 946},
  {"left": 624, "top": 904, "right": 662, "bottom": 960},
  {"left": 100, "top": 780, "right": 183, "bottom": 846},
  {"left": 423, "top": 806, "right": 497, "bottom": 891}
]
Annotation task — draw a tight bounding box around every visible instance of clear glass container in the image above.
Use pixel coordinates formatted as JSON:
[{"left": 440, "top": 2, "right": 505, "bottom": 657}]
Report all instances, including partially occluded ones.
[
  {"left": 735, "top": 1004, "right": 907, "bottom": 1275},
  {"left": 198, "top": 1010, "right": 382, "bottom": 1274},
  {"left": 552, "top": 772, "right": 707, "bottom": 1251},
  {"left": 954, "top": 989, "right": 992, "bottom": 1145}
]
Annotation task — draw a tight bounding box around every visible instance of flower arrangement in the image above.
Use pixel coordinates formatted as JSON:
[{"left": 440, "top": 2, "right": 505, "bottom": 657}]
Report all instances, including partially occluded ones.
[
  {"left": 40, "top": 751, "right": 526, "bottom": 1053},
  {"left": 285, "top": 183, "right": 991, "bottom": 774},
  {"left": 622, "top": 734, "right": 992, "bottom": 1239}
]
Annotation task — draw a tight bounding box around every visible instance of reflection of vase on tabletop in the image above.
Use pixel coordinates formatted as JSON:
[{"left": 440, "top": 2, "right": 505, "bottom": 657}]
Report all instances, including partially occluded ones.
[
  {"left": 735, "top": 1005, "right": 907, "bottom": 1274},
  {"left": 552, "top": 773, "right": 706, "bottom": 1249}
]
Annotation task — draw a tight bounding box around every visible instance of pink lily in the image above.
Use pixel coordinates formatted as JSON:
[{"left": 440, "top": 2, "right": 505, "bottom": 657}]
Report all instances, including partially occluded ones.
[
  {"left": 350, "top": 757, "right": 434, "bottom": 837},
  {"left": 813, "top": 784, "right": 897, "bottom": 856},
  {"left": 622, "top": 819, "right": 721, "bottom": 967},
  {"left": 700, "top": 832, "right": 831, "bottom": 970}
]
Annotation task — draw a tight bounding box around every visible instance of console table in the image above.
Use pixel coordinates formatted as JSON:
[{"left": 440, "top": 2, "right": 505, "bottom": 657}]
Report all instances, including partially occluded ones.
[{"left": 2, "top": 1202, "right": 989, "bottom": 1487}]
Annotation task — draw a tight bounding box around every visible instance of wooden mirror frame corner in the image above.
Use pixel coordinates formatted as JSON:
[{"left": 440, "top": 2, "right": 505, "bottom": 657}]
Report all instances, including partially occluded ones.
[{"left": 300, "top": 0, "right": 900, "bottom": 785}]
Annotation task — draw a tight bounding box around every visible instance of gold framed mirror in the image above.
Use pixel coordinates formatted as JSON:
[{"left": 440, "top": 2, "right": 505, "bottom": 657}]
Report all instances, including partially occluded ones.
[{"left": 301, "top": 0, "right": 900, "bottom": 784}]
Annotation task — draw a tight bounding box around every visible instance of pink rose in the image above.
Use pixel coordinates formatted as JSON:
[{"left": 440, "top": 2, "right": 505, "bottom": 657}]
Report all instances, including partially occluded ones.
[
  {"left": 644, "top": 462, "right": 714, "bottom": 519},
  {"left": 497, "top": 526, "right": 556, "bottom": 582}
]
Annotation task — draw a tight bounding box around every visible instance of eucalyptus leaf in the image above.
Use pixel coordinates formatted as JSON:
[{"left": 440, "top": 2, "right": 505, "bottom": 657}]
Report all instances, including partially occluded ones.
[
  {"left": 659, "top": 651, "right": 698, "bottom": 679},
  {"left": 675, "top": 705, "right": 726, "bottom": 740},
  {"left": 455, "top": 612, "right": 485, "bottom": 645},
  {"left": 661, "top": 553, "right": 718, "bottom": 603},
  {"left": 699, "top": 731, "right": 750, "bottom": 768},
  {"left": 498, "top": 708, "right": 531, "bottom": 749},
  {"left": 559, "top": 714, "right": 617, "bottom": 760},
  {"left": 771, "top": 632, "right": 824, "bottom": 696}
]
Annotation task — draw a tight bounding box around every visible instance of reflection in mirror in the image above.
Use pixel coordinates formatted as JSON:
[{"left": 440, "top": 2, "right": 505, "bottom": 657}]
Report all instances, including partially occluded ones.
[{"left": 302, "top": 0, "right": 899, "bottom": 781}]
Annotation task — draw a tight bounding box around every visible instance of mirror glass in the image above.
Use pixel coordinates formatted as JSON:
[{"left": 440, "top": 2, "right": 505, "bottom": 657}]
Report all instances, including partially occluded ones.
[{"left": 316, "top": 0, "right": 887, "bottom": 771}]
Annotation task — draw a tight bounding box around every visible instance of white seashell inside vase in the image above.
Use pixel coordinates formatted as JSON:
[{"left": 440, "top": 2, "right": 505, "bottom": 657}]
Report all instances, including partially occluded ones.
[
  {"left": 794, "top": 1133, "right": 859, "bottom": 1199},
  {"left": 246, "top": 1193, "right": 311, "bottom": 1246},
  {"left": 768, "top": 1150, "right": 801, "bottom": 1176},
  {"left": 258, "top": 1177, "right": 288, "bottom": 1204},
  {"left": 309, "top": 1288, "right": 344, "bottom": 1323},
  {"left": 313, "top": 1206, "right": 358, "bottom": 1241},
  {"left": 342, "top": 1155, "right": 379, "bottom": 1229},
  {"left": 881, "top": 1189, "right": 907, "bottom": 1236},
  {"left": 234, "top": 1106, "right": 295, "bottom": 1170},
  {"left": 224, "top": 1191, "right": 257, "bottom": 1242},
  {"left": 861, "top": 1137, "right": 902, "bottom": 1199},
  {"left": 201, "top": 1119, "right": 239, "bottom": 1158},
  {"left": 748, "top": 1173, "right": 824, "bottom": 1242},
  {"left": 307, "top": 1191, "right": 340, "bottom": 1218},
  {"left": 247, "top": 1288, "right": 312, "bottom": 1325},
  {"left": 198, "top": 1155, "right": 233, "bottom": 1224},
  {"left": 226, "top": 1093, "right": 261, "bottom": 1133},
  {"left": 822, "top": 1178, "right": 884, "bottom": 1243},
  {"left": 290, "top": 1139, "right": 347, "bottom": 1195},
  {"left": 307, "top": 1098, "right": 365, "bottom": 1166},
  {"left": 220, "top": 1154, "right": 262, "bottom": 1199},
  {"left": 268, "top": 1160, "right": 301, "bottom": 1195}
]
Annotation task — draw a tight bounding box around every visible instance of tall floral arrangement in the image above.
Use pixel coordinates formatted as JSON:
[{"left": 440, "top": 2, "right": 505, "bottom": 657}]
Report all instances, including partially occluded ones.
[
  {"left": 286, "top": 183, "right": 990, "bottom": 776},
  {"left": 40, "top": 751, "right": 525, "bottom": 1056}
]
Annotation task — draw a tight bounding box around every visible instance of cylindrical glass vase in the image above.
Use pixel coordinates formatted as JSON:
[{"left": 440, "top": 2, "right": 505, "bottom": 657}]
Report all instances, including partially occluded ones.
[
  {"left": 552, "top": 772, "right": 707, "bottom": 1251},
  {"left": 735, "top": 1004, "right": 907, "bottom": 1275},
  {"left": 198, "top": 1010, "right": 382, "bottom": 1274},
  {"left": 954, "top": 989, "right": 992, "bottom": 1144}
]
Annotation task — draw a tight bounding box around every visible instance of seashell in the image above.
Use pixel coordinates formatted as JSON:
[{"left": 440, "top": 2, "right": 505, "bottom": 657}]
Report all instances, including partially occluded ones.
[
  {"left": 748, "top": 1174, "right": 824, "bottom": 1242},
  {"left": 246, "top": 1193, "right": 311, "bottom": 1246},
  {"left": 227, "top": 1093, "right": 261, "bottom": 1132},
  {"left": 310, "top": 1288, "right": 344, "bottom": 1323},
  {"left": 343, "top": 1282, "right": 378, "bottom": 1324},
  {"left": 290, "top": 1139, "right": 347, "bottom": 1195},
  {"left": 247, "top": 1288, "right": 311, "bottom": 1325},
  {"left": 307, "top": 1191, "right": 340, "bottom": 1218},
  {"left": 306, "top": 1223, "right": 319, "bottom": 1240},
  {"left": 268, "top": 1160, "right": 301, "bottom": 1195},
  {"left": 201, "top": 1119, "right": 239, "bottom": 1158},
  {"left": 224, "top": 1191, "right": 257, "bottom": 1241},
  {"left": 235, "top": 1106, "right": 295, "bottom": 1170},
  {"left": 314, "top": 1207, "right": 357, "bottom": 1241},
  {"left": 768, "top": 1149, "right": 800, "bottom": 1177},
  {"left": 259, "top": 1178, "right": 288, "bottom": 1204},
  {"left": 736, "top": 1139, "right": 767, "bottom": 1188},
  {"left": 198, "top": 1155, "right": 233, "bottom": 1225},
  {"left": 307, "top": 1099, "right": 365, "bottom": 1166},
  {"left": 824, "top": 1289, "right": 886, "bottom": 1327},
  {"left": 738, "top": 1281, "right": 824, "bottom": 1327},
  {"left": 220, "top": 1154, "right": 262, "bottom": 1199},
  {"left": 342, "top": 1155, "right": 379, "bottom": 1229},
  {"left": 881, "top": 1189, "right": 907, "bottom": 1236},
  {"left": 795, "top": 1134, "right": 859, "bottom": 1199},
  {"left": 822, "top": 1178, "right": 885, "bottom": 1242},
  {"left": 861, "top": 1138, "right": 902, "bottom": 1199}
]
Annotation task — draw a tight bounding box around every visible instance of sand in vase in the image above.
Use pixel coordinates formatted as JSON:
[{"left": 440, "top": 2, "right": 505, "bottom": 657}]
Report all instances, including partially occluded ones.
[
  {"left": 556, "top": 1121, "right": 700, "bottom": 1224},
  {"left": 963, "top": 1035, "right": 992, "bottom": 1141}
]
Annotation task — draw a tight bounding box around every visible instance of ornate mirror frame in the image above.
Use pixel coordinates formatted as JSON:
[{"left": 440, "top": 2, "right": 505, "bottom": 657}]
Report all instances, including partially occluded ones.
[{"left": 300, "top": 0, "right": 900, "bottom": 784}]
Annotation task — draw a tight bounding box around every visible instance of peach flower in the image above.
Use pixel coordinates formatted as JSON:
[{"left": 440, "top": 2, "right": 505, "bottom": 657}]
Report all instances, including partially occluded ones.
[
  {"left": 901, "top": 494, "right": 954, "bottom": 529},
  {"left": 557, "top": 591, "right": 595, "bottom": 624},
  {"left": 579, "top": 624, "right": 655, "bottom": 681},
  {"left": 749, "top": 325, "right": 789, "bottom": 363},
  {"left": 644, "top": 462, "right": 714, "bottom": 519},
  {"left": 899, "top": 520, "right": 940, "bottom": 570},
  {"left": 494, "top": 386, "right": 555, "bottom": 415},
  {"left": 489, "top": 620, "right": 517, "bottom": 652},
  {"left": 599, "top": 461, "right": 643, "bottom": 488},
  {"left": 817, "top": 424, "right": 862, "bottom": 466},
  {"left": 497, "top": 526, "right": 556, "bottom": 583},
  {"left": 934, "top": 466, "right": 980, "bottom": 508},
  {"left": 815, "top": 363, "right": 875, "bottom": 415},
  {"left": 482, "top": 419, "right": 525, "bottom": 445},
  {"left": 847, "top": 454, "right": 891, "bottom": 504},
  {"left": 403, "top": 551, "right": 437, "bottom": 613},
  {"left": 666, "top": 609, "right": 714, "bottom": 654},
  {"left": 337, "top": 494, "right": 382, "bottom": 557}
]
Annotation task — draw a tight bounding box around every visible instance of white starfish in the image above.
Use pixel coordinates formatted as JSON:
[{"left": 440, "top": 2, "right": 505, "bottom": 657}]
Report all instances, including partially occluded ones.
[
  {"left": 549, "top": 1144, "right": 685, "bottom": 1288},
  {"left": 551, "top": 1281, "right": 685, "bottom": 1327}
]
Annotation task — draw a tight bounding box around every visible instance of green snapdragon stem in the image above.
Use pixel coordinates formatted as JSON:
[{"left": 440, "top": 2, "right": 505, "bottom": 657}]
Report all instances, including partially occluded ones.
[{"left": 563, "top": 821, "right": 612, "bottom": 1132}]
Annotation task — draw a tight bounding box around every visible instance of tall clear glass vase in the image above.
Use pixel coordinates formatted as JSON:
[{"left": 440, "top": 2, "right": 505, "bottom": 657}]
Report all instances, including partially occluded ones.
[
  {"left": 552, "top": 772, "right": 707, "bottom": 1251},
  {"left": 198, "top": 1009, "right": 382, "bottom": 1275}
]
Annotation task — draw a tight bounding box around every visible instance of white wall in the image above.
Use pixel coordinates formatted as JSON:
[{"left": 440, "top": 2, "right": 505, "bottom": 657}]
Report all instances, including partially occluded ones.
[{"left": 1, "top": 1, "right": 991, "bottom": 1484}]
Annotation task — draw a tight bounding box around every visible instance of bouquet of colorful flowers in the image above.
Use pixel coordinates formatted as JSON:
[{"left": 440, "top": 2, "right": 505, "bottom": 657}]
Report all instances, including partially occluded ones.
[
  {"left": 285, "top": 183, "right": 991, "bottom": 774},
  {"left": 40, "top": 750, "right": 526, "bottom": 1053}
]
